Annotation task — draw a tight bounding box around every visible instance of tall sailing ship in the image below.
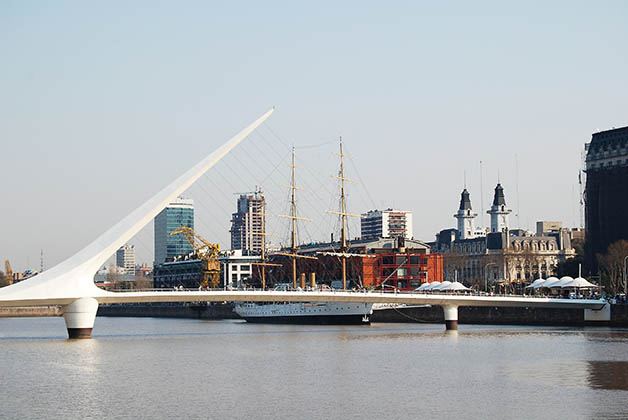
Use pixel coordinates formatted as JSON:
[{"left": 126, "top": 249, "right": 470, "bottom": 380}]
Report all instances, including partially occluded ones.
[{"left": 234, "top": 140, "right": 374, "bottom": 324}]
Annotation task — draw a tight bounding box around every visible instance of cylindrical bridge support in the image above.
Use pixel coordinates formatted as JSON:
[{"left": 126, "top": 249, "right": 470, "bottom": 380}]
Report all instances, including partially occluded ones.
[
  {"left": 443, "top": 305, "right": 458, "bottom": 331},
  {"left": 62, "top": 297, "right": 99, "bottom": 339}
]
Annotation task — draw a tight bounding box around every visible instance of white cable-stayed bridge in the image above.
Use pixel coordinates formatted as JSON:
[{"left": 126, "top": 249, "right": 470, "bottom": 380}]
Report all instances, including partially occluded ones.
[{"left": 0, "top": 108, "right": 608, "bottom": 339}]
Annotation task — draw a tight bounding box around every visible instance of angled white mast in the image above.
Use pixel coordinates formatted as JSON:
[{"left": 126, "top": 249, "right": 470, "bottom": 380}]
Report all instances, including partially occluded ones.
[{"left": 0, "top": 108, "right": 275, "bottom": 305}]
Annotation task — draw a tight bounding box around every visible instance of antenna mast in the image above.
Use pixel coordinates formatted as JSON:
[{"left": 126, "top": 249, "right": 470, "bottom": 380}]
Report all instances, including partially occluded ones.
[
  {"left": 515, "top": 154, "right": 521, "bottom": 228},
  {"left": 479, "top": 160, "right": 484, "bottom": 230}
]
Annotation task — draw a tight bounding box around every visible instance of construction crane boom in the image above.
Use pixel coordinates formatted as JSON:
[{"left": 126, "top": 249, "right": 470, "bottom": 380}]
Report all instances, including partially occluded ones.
[{"left": 169, "top": 227, "right": 221, "bottom": 288}]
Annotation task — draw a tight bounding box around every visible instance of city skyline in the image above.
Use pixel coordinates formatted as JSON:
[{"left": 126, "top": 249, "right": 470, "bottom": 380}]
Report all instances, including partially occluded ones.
[{"left": 2, "top": 2, "right": 627, "bottom": 271}]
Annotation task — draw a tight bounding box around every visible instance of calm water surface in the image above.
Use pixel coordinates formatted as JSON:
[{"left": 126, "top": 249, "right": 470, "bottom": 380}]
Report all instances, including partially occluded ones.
[{"left": 1, "top": 317, "right": 627, "bottom": 419}]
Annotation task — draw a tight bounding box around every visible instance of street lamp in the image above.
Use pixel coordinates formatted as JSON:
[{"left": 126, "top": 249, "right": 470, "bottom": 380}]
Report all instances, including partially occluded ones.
[
  {"left": 623, "top": 255, "right": 628, "bottom": 296},
  {"left": 484, "top": 262, "right": 496, "bottom": 293}
]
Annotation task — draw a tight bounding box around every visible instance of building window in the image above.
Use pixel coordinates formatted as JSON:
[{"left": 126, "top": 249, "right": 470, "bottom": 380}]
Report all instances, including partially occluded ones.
[
  {"left": 382, "top": 256, "right": 394, "bottom": 265},
  {"left": 382, "top": 268, "right": 394, "bottom": 277}
]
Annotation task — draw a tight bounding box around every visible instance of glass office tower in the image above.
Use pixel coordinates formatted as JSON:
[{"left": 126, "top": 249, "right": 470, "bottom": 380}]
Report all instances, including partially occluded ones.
[{"left": 154, "top": 197, "right": 194, "bottom": 264}]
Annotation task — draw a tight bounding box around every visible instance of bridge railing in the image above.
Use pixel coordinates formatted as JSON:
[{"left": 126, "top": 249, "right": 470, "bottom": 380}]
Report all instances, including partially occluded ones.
[{"left": 105, "top": 286, "right": 605, "bottom": 300}]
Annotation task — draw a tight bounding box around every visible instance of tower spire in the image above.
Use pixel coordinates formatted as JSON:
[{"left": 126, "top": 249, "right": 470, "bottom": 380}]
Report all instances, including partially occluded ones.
[
  {"left": 454, "top": 187, "right": 477, "bottom": 239},
  {"left": 487, "top": 183, "right": 512, "bottom": 232}
]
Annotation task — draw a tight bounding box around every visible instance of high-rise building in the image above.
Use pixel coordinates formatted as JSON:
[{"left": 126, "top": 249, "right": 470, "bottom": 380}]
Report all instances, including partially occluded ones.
[
  {"left": 115, "top": 244, "right": 135, "bottom": 274},
  {"left": 361, "top": 209, "right": 413, "bottom": 240},
  {"left": 584, "top": 125, "right": 628, "bottom": 273},
  {"left": 154, "top": 197, "right": 194, "bottom": 264},
  {"left": 230, "top": 190, "right": 265, "bottom": 255}
]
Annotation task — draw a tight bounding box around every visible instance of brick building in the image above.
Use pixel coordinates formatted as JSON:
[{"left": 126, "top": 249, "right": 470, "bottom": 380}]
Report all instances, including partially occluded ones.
[{"left": 255, "top": 237, "right": 443, "bottom": 291}]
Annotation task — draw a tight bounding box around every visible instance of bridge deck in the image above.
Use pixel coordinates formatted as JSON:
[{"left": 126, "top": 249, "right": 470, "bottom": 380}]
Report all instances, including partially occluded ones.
[{"left": 0, "top": 290, "right": 604, "bottom": 310}]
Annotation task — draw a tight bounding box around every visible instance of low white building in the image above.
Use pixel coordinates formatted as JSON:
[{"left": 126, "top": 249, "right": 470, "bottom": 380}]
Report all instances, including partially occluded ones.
[
  {"left": 220, "top": 250, "right": 260, "bottom": 288},
  {"left": 361, "top": 209, "right": 413, "bottom": 240}
]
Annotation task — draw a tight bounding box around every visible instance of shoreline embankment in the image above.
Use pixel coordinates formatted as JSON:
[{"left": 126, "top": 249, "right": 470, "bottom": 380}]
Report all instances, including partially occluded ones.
[{"left": 3, "top": 303, "right": 628, "bottom": 327}]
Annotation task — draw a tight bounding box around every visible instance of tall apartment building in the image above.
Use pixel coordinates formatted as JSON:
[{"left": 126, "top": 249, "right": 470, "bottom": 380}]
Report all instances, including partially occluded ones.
[
  {"left": 361, "top": 209, "right": 413, "bottom": 240},
  {"left": 230, "top": 190, "right": 265, "bottom": 255},
  {"left": 154, "top": 197, "right": 194, "bottom": 264},
  {"left": 116, "top": 244, "right": 135, "bottom": 274},
  {"left": 584, "top": 125, "right": 628, "bottom": 273}
]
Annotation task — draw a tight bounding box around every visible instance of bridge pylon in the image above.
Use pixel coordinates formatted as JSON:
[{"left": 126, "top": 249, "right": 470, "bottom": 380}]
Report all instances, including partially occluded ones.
[
  {"left": 62, "top": 298, "right": 99, "bottom": 339},
  {"left": 443, "top": 305, "right": 459, "bottom": 330}
]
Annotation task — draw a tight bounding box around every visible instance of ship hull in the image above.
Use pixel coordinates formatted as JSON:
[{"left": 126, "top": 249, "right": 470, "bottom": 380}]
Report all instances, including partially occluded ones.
[
  {"left": 235, "top": 302, "right": 372, "bottom": 325},
  {"left": 239, "top": 314, "right": 369, "bottom": 325}
]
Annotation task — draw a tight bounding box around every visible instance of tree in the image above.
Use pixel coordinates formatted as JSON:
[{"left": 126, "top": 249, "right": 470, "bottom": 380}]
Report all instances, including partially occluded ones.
[
  {"left": 0, "top": 270, "right": 10, "bottom": 288},
  {"left": 597, "top": 239, "right": 628, "bottom": 295},
  {"left": 106, "top": 264, "right": 120, "bottom": 291},
  {"left": 135, "top": 270, "right": 153, "bottom": 290}
]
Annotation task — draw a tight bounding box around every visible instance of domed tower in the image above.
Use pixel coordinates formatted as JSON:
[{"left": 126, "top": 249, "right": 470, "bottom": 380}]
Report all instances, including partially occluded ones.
[
  {"left": 487, "top": 183, "right": 512, "bottom": 232},
  {"left": 454, "top": 188, "right": 477, "bottom": 239}
]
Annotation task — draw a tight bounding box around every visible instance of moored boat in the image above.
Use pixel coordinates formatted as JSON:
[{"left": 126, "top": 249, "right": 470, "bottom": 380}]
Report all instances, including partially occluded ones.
[{"left": 234, "top": 301, "right": 373, "bottom": 324}]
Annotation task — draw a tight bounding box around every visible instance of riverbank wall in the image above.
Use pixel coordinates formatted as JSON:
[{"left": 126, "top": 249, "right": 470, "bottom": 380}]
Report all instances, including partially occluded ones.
[
  {"left": 97, "top": 303, "right": 239, "bottom": 319},
  {"left": 3, "top": 303, "right": 627, "bottom": 327},
  {"left": 0, "top": 306, "right": 62, "bottom": 317},
  {"left": 371, "top": 304, "right": 628, "bottom": 327}
]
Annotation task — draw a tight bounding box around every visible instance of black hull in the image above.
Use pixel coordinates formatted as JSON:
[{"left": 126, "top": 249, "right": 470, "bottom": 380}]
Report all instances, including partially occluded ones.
[{"left": 239, "top": 314, "right": 370, "bottom": 325}]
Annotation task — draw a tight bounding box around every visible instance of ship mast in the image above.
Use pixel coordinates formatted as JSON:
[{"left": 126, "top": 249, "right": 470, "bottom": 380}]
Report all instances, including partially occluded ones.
[
  {"left": 327, "top": 137, "right": 364, "bottom": 290},
  {"left": 277, "top": 147, "right": 316, "bottom": 288},
  {"left": 290, "top": 147, "right": 298, "bottom": 287},
  {"left": 250, "top": 188, "right": 280, "bottom": 290},
  {"left": 339, "top": 139, "right": 348, "bottom": 289}
]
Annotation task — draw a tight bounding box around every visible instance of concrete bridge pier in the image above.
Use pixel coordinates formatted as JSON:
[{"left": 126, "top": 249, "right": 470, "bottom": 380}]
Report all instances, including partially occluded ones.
[
  {"left": 62, "top": 297, "right": 99, "bottom": 339},
  {"left": 443, "top": 305, "right": 459, "bottom": 330}
]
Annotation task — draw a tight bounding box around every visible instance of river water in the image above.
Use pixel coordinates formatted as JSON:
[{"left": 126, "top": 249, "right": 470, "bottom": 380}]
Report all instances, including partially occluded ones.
[{"left": 1, "top": 317, "right": 627, "bottom": 419}]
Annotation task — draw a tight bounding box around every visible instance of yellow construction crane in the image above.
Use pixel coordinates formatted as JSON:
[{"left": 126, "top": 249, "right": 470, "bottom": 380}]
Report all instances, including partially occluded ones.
[
  {"left": 4, "top": 260, "right": 13, "bottom": 285},
  {"left": 169, "top": 226, "right": 221, "bottom": 288}
]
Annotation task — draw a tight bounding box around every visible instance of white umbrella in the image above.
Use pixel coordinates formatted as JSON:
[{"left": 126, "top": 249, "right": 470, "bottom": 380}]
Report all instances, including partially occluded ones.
[
  {"left": 417, "top": 282, "right": 432, "bottom": 291},
  {"left": 423, "top": 281, "right": 441, "bottom": 291},
  {"left": 552, "top": 276, "right": 574, "bottom": 288},
  {"left": 526, "top": 278, "right": 545, "bottom": 289},
  {"left": 540, "top": 276, "right": 560, "bottom": 288},
  {"left": 561, "top": 277, "right": 599, "bottom": 289},
  {"left": 432, "top": 281, "right": 452, "bottom": 291},
  {"left": 445, "top": 281, "right": 471, "bottom": 291}
]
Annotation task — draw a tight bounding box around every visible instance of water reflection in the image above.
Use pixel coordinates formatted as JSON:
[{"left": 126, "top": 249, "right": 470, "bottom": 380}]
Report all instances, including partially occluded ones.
[
  {"left": 506, "top": 360, "right": 628, "bottom": 392},
  {"left": 587, "top": 361, "right": 628, "bottom": 391},
  {"left": 2, "top": 318, "right": 627, "bottom": 420}
]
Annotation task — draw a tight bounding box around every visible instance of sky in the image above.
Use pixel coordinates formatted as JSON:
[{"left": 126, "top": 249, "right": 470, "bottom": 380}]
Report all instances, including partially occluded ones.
[{"left": 1, "top": 1, "right": 627, "bottom": 272}]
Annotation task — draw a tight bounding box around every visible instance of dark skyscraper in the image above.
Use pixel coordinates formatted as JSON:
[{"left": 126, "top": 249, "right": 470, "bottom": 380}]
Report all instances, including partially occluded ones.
[{"left": 584, "top": 125, "right": 628, "bottom": 273}]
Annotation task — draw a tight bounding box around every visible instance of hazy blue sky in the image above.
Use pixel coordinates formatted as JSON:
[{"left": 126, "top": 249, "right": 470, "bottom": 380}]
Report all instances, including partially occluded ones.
[{"left": 2, "top": 1, "right": 627, "bottom": 271}]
